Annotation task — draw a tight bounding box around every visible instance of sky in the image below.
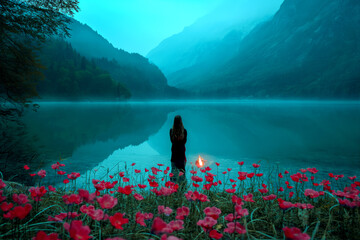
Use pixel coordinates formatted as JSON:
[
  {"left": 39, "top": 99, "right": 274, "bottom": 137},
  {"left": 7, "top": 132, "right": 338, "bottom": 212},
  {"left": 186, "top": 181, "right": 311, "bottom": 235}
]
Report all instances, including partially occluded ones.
[{"left": 75, "top": 0, "right": 222, "bottom": 56}]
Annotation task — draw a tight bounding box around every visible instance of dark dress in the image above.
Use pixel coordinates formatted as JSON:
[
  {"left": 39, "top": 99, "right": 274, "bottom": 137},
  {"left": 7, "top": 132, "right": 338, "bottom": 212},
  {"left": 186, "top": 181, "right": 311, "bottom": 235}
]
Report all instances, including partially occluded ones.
[{"left": 170, "top": 128, "right": 187, "bottom": 173}]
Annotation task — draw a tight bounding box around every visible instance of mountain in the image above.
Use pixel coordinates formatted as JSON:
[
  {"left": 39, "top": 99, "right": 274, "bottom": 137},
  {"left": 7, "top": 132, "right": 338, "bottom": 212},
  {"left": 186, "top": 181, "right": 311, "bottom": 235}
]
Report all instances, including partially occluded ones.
[
  {"left": 194, "top": 0, "right": 360, "bottom": 99},
  {"left": 37, "top": 39, "right": 131, "bottom": 100},
  {"left": 66, "top": 19, "right": 180, "bottom": 99},
  {"left": 147, "top": 0, "right": 284, "bottom": 86}
]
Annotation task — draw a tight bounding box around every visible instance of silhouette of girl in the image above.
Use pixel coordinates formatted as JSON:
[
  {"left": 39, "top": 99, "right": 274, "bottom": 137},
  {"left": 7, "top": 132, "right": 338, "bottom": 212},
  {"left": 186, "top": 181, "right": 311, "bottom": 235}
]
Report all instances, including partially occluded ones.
[{"left": 170, "top": 115, "right": 187, "bottom": 182}]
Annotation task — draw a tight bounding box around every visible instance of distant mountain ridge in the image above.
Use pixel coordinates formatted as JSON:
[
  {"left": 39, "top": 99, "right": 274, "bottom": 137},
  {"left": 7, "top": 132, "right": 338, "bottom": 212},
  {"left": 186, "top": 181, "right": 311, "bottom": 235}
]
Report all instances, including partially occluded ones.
[
  {"left": 149, "top": 0, "right": 360, "bottom": 99},
  {"left": 66, "top": 19, "right": 180, "bottom": 99},
  {"left": 147, "top": 0, "right": 284, "bottom": 85}
]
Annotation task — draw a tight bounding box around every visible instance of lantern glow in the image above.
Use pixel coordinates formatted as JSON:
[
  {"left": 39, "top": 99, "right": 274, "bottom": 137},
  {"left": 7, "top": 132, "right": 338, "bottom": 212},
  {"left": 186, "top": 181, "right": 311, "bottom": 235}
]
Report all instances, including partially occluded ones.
[{"left": 196, "top": 155, "right": 204, "bottom": 168}]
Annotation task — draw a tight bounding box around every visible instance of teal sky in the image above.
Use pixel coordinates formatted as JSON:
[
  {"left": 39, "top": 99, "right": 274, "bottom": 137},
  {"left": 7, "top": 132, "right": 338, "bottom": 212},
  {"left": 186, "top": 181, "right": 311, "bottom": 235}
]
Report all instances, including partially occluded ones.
[{"left": 75, "top": 0, "right": 222, "bottom": 55}]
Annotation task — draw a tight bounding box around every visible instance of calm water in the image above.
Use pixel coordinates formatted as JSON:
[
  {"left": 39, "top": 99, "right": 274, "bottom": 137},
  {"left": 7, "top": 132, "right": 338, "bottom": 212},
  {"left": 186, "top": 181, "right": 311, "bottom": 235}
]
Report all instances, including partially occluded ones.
[{"left": 11, "top": 101, "right": 360, "bottom": 185}]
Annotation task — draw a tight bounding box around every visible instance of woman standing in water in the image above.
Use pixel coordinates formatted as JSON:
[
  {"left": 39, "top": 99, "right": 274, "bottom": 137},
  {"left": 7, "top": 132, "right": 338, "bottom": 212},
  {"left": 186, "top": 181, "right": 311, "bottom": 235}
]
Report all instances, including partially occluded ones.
[{"left": 170, "top": 115, "right": 187, "bottom": 184}]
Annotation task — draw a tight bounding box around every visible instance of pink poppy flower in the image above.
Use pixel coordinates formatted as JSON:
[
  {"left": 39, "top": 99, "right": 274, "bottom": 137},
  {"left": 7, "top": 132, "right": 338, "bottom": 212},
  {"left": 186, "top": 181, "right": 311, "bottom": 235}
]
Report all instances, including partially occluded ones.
[
  {"left": 12, "top": 193, "right": 28, "bottom": 205},
  {"left": 97, "top": 194, "right": 118, "bottom": 209},
  {"left": 168, "top": 220, "right": 184, "bottom": 231},
  {"left": 304, "top": 189, "right": 320, "bottom": 199},
  {"left": 197, "top": 216, "right": 217, "bottom": 232},
  {"left": 37, "top": 170, "right": 46, "bottom": 178},
  {"left": 283, "top": 227, "right": 310, "bottom": 240},
  {"left": 64, "top": 220, "right": 92, "bottom": 240},
  {"left": 158, "top": 205, "right": 173, "bottom": 216},
  {"left": 204, "top": 206, "right": 221, "bottom": 220},
  {"left": 176, "top": 206, "right": 190, "bottom": 220},
  {"left": 224, "top": 222, "right": 246, "bottom": 234},
  {"left": 243, "top": 193, "right": 255, "bottom": 202}
]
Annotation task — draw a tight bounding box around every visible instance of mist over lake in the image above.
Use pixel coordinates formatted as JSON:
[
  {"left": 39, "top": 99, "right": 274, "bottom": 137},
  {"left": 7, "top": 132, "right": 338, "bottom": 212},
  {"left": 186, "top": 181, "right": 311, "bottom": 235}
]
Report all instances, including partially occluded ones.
[{"left": 10, "top": 101, "right": 357, "bottom": 186}]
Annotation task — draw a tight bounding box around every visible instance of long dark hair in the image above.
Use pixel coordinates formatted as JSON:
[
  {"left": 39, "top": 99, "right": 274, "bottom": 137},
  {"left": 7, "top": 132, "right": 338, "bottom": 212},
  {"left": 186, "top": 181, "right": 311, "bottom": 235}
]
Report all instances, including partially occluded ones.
[{"left": 172, "top": 115, "right": 185, "bottom": 140}]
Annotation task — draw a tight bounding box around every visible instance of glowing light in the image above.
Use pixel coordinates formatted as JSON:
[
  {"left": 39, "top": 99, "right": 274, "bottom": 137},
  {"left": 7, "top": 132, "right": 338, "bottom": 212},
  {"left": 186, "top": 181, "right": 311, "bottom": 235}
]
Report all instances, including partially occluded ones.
[{"left": 196, "top": 156, "right": 204, "bottom": 168}]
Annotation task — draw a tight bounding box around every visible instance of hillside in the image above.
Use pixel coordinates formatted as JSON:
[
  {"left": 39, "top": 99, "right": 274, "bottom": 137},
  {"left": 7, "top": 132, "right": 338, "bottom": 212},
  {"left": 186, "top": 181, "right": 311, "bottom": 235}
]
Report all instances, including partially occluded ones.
[
  {"left": 37, "top": 39, "right": 131, "bottom": 100},
  {"left": 67, "top": 19, "right": 180, "bottom": 98},
  {"left": 147, "top": 0, "right": 284, "bottom": 86},
  {"left": 180, "top": 0, "right": 360, "bottom": 99}
]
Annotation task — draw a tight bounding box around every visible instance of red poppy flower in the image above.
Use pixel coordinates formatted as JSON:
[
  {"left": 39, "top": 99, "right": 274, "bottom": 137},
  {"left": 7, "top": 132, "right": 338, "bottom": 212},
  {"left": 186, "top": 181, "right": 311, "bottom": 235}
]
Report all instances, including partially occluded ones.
[
  {"left": 57, "top": 171, "right": 66, "bottom": 175},
  {"left": 138, "top": 184, "right": 147, "bottom": 189},
  {"left": 284, "top": 170, "right": 289, "bottom": 174},
  {"left": 119, "top": 172, "right": 125, "bottom": 177},
  {"left": 258, "top": 188, "right": 268, "bottom": 194},
  {"left": 262, "top": 194, "right": 277, "bottom": 201},
  {"left": 209, "top": 229, "right": 223, "bottom": 239},
  {"left": 63, "top": 179, "right": 70, "bottom": 184},
  {"left": 32, "top": 231, "right": 60, "bottom": 240},
  {"left": 283, "top": 226, "right": 310, "bottom": 240},
  {"left": 215, "top": 162, "right": 220, "bottom": 166},
  {"left": 110, "top": 213, "right": 129, "bottom": 230},
  {"left": 193, "top": 183, "right": 200, "bottom": 188},
  {"left": 191, "top": 176, "right": 203, "bottom": 182},
  {"left": 131, "top": 163, "right": 136, "bottom": 166},
  {"left": 278, "top": 198, "right": 294, "bottom": 210},
  {"left": 247, "top": 173, "right": 255, "bottom": 178},
  {"left": 64, "top": 220, "right": 92, "bottom": 239},
  {"left": 252, "top": 163, "right": 260, "bottom": 168},
  {"left": 238, "top": 161, "right": 244, "bottom": 166},
  {"left": 256, "top": 173, "right": 264, "bottom": 177},
  {"left": 151, "top": 217, "right": 172, "bottom": 234},
  {"left": 118, "top": 186, "right": 133, "bottom": 195},
  {"left": 122, "top": 177, "right": 130, "bottom": 182},
  {"left": 226, "top": 189, "right": 236, "bottom": 193},
  {"left": 24, "top": 165, "right": 30, "bottom": 170},
  {"left": 1, "top": 202, "right": 13, "bottom": 212},
  {"left": 149, "top": 181, "right": 159, "bottom": 188},
  {"left": 145, "top": 168, "right": 149, "bottom": 172},
  {"left": 9, "top": 203, "right": 32, "bottom": 220}
]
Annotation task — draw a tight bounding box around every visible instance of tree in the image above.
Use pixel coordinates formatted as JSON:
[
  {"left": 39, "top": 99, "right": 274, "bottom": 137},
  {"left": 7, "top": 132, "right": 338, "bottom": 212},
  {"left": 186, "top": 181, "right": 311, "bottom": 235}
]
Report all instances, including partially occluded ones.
[
  {"left": 0, "top": 0, "right": 79, "bottom": 121},
  {"left": 0, "top": 0, "right": 79, "bottom": 177}
]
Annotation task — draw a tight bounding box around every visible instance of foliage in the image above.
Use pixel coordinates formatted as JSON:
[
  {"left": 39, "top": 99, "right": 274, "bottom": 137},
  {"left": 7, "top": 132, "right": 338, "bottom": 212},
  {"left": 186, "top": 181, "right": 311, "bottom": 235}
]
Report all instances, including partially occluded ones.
[
  {"left": 37, "top": 39, "right": 131, "bottom": 100},
  {"left": 0, "top": 0, "right": 79, "bottom": 114}
]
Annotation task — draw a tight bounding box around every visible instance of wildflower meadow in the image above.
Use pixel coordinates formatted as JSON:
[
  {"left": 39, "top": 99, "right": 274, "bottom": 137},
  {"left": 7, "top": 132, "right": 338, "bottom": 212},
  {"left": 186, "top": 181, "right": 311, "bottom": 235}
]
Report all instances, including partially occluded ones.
[{"left": 0, "top": 159, "right": 359, "bottom": 240}]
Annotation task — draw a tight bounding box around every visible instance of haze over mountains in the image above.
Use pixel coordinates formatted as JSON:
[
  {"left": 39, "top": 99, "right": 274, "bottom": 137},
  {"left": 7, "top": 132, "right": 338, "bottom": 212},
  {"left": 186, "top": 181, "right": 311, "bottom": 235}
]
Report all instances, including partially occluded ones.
[
  {"left": 148, "top": 0, "right": 360, "bottom": 99},
  {"left": 147, "top": 0, "right": 284, "bottom": 81},
  {"left": 36, "top": 19, "right": 180, "bottom": 100}
]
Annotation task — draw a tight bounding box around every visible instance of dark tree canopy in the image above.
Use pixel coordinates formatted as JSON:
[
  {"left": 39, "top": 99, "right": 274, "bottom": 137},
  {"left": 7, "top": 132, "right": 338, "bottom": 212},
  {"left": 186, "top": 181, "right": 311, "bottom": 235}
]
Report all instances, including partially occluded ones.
[{"left": 0, "top": 0, "right": 79, "bottom": 119}]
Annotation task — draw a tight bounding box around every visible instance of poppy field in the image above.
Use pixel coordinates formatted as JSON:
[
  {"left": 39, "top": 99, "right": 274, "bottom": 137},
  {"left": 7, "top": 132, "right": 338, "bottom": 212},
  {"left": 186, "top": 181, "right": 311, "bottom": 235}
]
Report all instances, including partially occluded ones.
[{"left": 0, "top": 160, "right": 359, "bottom": 240}]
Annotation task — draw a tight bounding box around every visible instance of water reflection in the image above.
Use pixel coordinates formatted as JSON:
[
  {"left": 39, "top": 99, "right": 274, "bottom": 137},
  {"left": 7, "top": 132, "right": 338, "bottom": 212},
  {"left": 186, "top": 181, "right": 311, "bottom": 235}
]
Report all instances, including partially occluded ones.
[
  {"left": 79, "top": 101, "right": 360, "bottom": 187},
  {"left": 3, "top": 101, "right": 359, "bottom": 185}
]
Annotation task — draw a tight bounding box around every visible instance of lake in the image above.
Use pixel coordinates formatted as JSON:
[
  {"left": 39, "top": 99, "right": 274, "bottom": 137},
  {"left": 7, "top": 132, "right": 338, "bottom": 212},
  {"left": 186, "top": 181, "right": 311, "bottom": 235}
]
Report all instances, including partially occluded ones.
[{"left": 6, "top": 100, "right": 360, "bottom": 186}]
